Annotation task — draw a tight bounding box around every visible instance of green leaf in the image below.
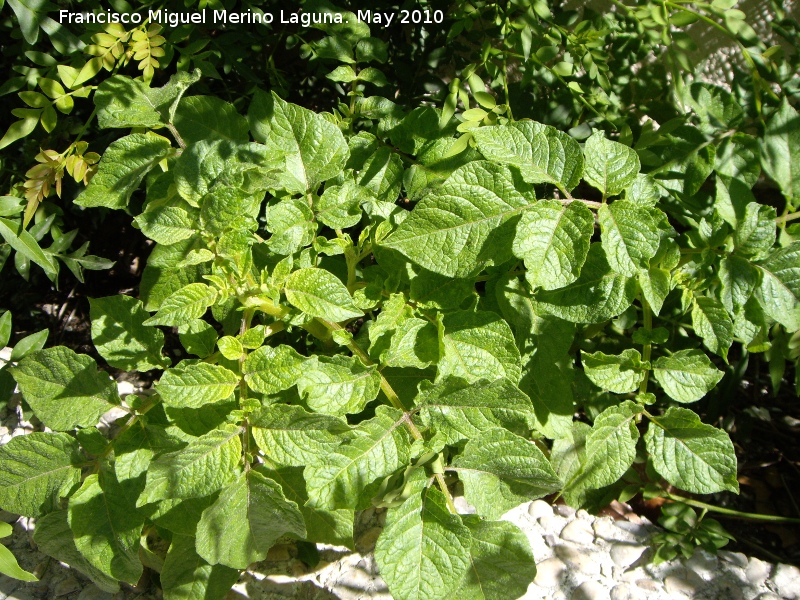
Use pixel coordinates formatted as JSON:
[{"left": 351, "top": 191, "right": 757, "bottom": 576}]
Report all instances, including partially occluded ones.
[
  {"left": 156, "top": 363, "right": 239, "bottom": 409},
  {"left": 0, "top": 115, "right": 39, "bottom": 150},
  {"left": 178, "top": 319, "right": 218, "bottom": 358},
  {"left": 581, "top": 349, "right": 645, "bottom": 394},
  {"left": 598, "top": 202, "right": 663, "bottom": 276},
  {"left": 316, "top": 180, "right": 373, "bottom": 229},
  {"left": 686, "top": 83, "right": 743, "bottom": 133},
  {"left": 583, "top": 131, "right": 640, "bottom": 196},
  {"left": 140, "top": 238, "right": 208, "bottom": 312},
  {"left": 582, "top": 401, "right": 643, "bottom": 488},
  {"left": 305, "top": 406, "right": 413, "bottom": 510},
  {"left": 719, "top": 255, "right": 758, "bottom": 313},
  {"left": 645, "top": 407, "right": 739, "bottom": 494},
  {"left": 0, "top": 310, "right": 10, "bottom": 349},
  {"left": 0, "top": 432, "right": 80, "bottom": 517},
  {"left": 144, "top": 283, "right": 218, "bottom": 327},
  {"left": 382, "top": 161, "right": 535, "bottom": 278},
  {"left": 452, "top": 428, "right": 561, "bottom": 520},
  {"left": 0, "top": 525, "right": 37, "bottom": 581},
  {"left": 513, "top": 200, "right": 594, "bottom": 290},
  {"left": 284, "top": 267, "right": 363, "bottom": 322},
  {"left": 173, "top": 95, "right": 250, "bottom": 145},
  {"left": 357, "top": 146, "right": 404, "bottom": 202},
  {"left": 160, "top": 534, "right": 240, "bottom": 600},
  {"left": 457, "top": 517, "right": 536, "bottom": 600},
  {"left": 172, "top": 140, "right": 229, "bottom": 206},
  {"left": 265, "top": 197, "right": 316, "bottom": 255},
  {"left": 8, "top": 328, "right": 48, "bottom": 361},
  {"left": 0, "top": 217, "right": 58, "bottom": 280},
  {"left": 34, "top": 511, "right": 120, "bottom": 593},
  {"left": 196, "top": 468, "right": 305, "bottom": 569},
  {"left": 243, "top": 344, "right": 307, "bottom": 395},
  {"left": 639, "top": 267, "right": 672, "bottom": 316},
  {"left": 10, "top": 347, "right": 120, "bottom": 431},
  {"left": 532, "top": 244, "right": 638, "bottom": 323},
  {"left": 375, "top": 485, "right": 472, "bottom": 600},
  {"left": 653, "top": 349, "right": 724, "bottom": 403},
  {"left": 760, "top": 98, "right": 800, "bottom": 202},
  {"left": 89, "top": 296, "right": 169, "bottom": 371},
  {"left": 248, "top": 90, "right": 349, "bottom": 194},
  {"left": 138, "top": 425, "right": 242, "bottom": 506},
  {"left": 380, "top": 318, "right": 439, "bottom": 369},
  {"left": 756, "top": 243, "right": 800, "bottom": 331},
  {"left": 691, "top": 296, "right": 733, "bottom": 361},
  {"left": 438, "top": 310, "right": 522, "bottom": 384},
  {"left": 734, "top": 202, "right": 776, "bottom": 259},
  {"left": 68, "top": 470, "right": 144, "bottom": 584},
  {"left": 297, "top": 355, "right": 381, "bottom": 416},
  {"left": 418, "top": 378, "right": 535, "bottom": 445},
  {"left": 135, "top": 207, "right": 197, "bottom": 246},
  {"left": 472, "top": 121, "right": 584, "bottom": 190},
  {"left": 252, "top": 404, "right": 349, "bottom": 467},
  {"left": 76, "top": 133, "right": 173, "bottom": 209}
]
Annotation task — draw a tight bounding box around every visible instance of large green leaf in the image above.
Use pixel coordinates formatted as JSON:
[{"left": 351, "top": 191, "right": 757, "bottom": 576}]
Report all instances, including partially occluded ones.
[
  {"left": 581, "top": 401, "right": 642, "bottom": 489},
  {"left": 756, "top": 243, "right": 800, "bottom": 331},
  {"left": 598, "top": 201, "right": 662, "bottom": 277},
  {"left": 760, "top": 98, "right": 800, "bottom": 202},
  {"left": 172, "top": 140, "right": 230, "bottom": 206},
  {"left": 652, "top": 349, "right": 724, "bottom": 403},
  {"left": 284, "top": 267, "right": 363, "bottom": 321},
  {"left": 297, "top": 355, "right": 381, "bottom": 416},
  {"left": 140, "top": 238, "right": 208, "bottom": 312},
  {"left": 144, "top": 283, "right": 218, "bottom": 327},
  {"left": 438, "top": 310, "right": 522, "bottom": 384},
  {"left": 68, "top": 470, "right": 144, "bottom": 584},
  {"left": 248, "top": 90, "right": 349, "bottom": 194},
  {"left": 382, "top": 161, "right": 535, "bottom": 278},
  {"left": 645, "top": 407, "right": 738, "bottom": 494},
  {"left": 196, "top": 468, "right": 305, "bottom": 569},
  {"left": 75, "top": 133, "right": 172, "bottom": 209},
  {"left": 160, "top": 534, "right": 240, "bottom": 600},
  {"left": 173, "top": 95, "right": 250, "bottom": 145},
  {"left": 156, "top": 363, "right": 239, "bottom": 409},
  {"left": 581, "top": 349, "right": 645, "bottom": 394},
  {"left": 375, "top": 485, "right": 472, "bottom": 600},
  {"left": 304, "top": 406, "right": 413, "bottom": 510},
  {"left": 691, "top": 296, "right": 733, "bottom": 361},
  {"left": 456, "top": 517, "right": 537, "bottom": 600},
  {"left": 11, "top": 347, "right": 120, "bottom": 431},
  {"left": 0, "top": 432, "right": 80, "bottom": 517},
  {"left": 583, "top": 131, "right": 640, "bottom": 196},
  {"left": 89, "top": 295, "right": 169, "bottom": 371},
  {"left": 719, "top": 255, "right": 758, "bottom": 314},
  {"left": 734, "top": 202, "right": 776, "bottom": 259},
  {"left": 138, "top": 425, "right": 242, "bottom": 506},
  {"left": 512, "top": 200, "right": 594, "bottom": 290},
  {"left": 472, "top": 121, "right": 583, "bottom": 190},
  {"left": 243, "top": 344, "right": 307, "bottom": 395},
  {"left": 452, "top": 428, "right": 562, "bottom": 520},
  {"left": 316, "top": 180, "right": 373, "bottom": 229},
  {"left": 265, "top": 198, "right": 316, "bottom": 255},
  {"left": 0, "top": 522, "right": 38, "bottom": 581},
  {"left": 0, "top": 217, "right": 58, "bottom": 280},
  {"left": 134, "top": 206, "right": 197, "bottom": 246}
]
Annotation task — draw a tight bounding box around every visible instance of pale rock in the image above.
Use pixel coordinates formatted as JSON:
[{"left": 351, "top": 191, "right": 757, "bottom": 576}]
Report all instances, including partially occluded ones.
[
  {"left": 593, "top": 518, "right": 638, "bottom": 543},
  {"left": 534, "top": 557, "right": 566, "bottom": 587},
  {"left": 572, "top": 580, "right": 610, "bottom": 600},
  {"left": 77, "top": 585, "right": 114, "bottom": 600},
  {"left": 772, "top": 563, "right": 800, "bottom": 600},
  {"left": 685, "top": 550, "right": 718, "bottom": 581},
  {"left": 453, "top": 495, "right": 476, "bottom": 515},
  {"left": 614, "top": 521, "right": 651, "bottom": 538},
  {"left": 555, "top": 545, "right": 602, "bottom": 576},
  {"left": 746, "top": 557, "right": 772, "bottom": 585},
  {"left": 116, "top": 380, "right": 136, "bottom": 396},
  {"left": 610, "top": 583, "right": 637, "bottom": 600},
  {"left": 577, "top": 509, "right": 593, "bottom": 521},
  {"left": 335, "top": 566, "right": 376, "bottom": 597},
  {"left": 601, "top": 562, "right": 614, "bottom": 578},
  {"left": 610, "top": 543, "right": 646, "bottom": 568},
  {"left": 634, "top": 579, "right": 660, "bottom": 591},
  {"left": 561, "top": 518, "right": 595, "bottom": 545},
  {"left": 664, "top": 575, "right": 696, "bottom": 597},
  {"left": 539, "top": 515, "right": 567, "bottom": 536},
  {"left": 528, "top": 499, "right": 554, "bottom": 520},
  {"left": 355, "top": 527, "right": 381, "bottom": 554},
  {"left": 755, "top": 594, "right": 783, "bottom": 600},
  {"left": 54, "top": 576, "right": 81, "bottom": 596},
  {"left": 719, "top": 550, "right": 749, "bottom": 568},
  {"left": 544, "top": 533, "right": 559, "bottom": 547},
  {"left": 556, "top": 504, "right": 577, "bottom": 518}
]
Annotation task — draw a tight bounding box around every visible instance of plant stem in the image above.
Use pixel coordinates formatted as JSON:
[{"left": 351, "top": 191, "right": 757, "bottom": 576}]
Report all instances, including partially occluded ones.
[
  {"left": 639, "top": 293, "right": 653, "bottom": 395},
  {"left": 664, "top": 491, "right": 800, "bottom": 524}
]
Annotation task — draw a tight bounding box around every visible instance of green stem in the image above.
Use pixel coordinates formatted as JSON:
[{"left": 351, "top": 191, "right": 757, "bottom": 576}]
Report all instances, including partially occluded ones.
[
  {"left": 664, "top": 491, "right": 800, "bottom": 524},
  {"left": 776, "top": 210, "right": 800, "bottom": 225},
  {"left": 639, "top": 293, "right": 653, "bottom": 395}
]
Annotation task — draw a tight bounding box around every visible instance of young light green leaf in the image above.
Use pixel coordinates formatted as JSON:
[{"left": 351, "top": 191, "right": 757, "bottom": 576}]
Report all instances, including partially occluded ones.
[
  {"left": 0, "top": 525, "right": 38, "bottom": 581},
  {"left": 140, "top": 238, "right": 209, "bottom": 312},
  {"left": 581, "top": 401, "right": 642, "bottom": 489},
  {"left": 251, "top": 404, "right": 349, "bottom": 467},
  {"left": 284, "top": 267, "right": 363, "bottom": 321},
  {"left": 134, "top": 207, "right": 197, "bottom": 246},
  {"left": 144, "top": 283, "right": 218, "bottom": 327},
  {"left": 452, "top": 428, "right": 562, "bottom": 520},
  {"left": 11, "top": 347, "right": 120, "bottom": 431},
  {"left": 243, "top": 344, "right": 307, "bottom": 395},
  {"left": 456, "top": 516, "right": 537, "bottom": 600},
  {"left": 581, "top": 349, "right": 645, "bottom": 394},
  {"left": 265, "top": 198, "right": 316, "bottom": 255},
  {"left": 645, "top": 407, "right": 738, "bottom": 494},
  {"left": 316, "top": 180, "right": 373, "bottom": 229},
  {"left": 305, "top": 406, "right": 413, "bottom": 510},
  {"left": 375, "top": 485, "right": 472, "bottom": 600},
  {"left": 583, "top": 131, "right": 640, "bottom": 196},
  {"left": 691, "top": 296, "right": 733, "bottom": 361},
  {"left": 172, "top": 140, "right": 230, "bottom": 206},
  {"left": 512, "top": 200, "right": 594, "bottom": 290},
  {"left": 380, "top": 318, "right": 439, "bottom": 369},
  {"left": 734, "top": 202, "right": 776, "bottom": 259},
  {"left": 0, "top": 311, "right": 11, "bottom": 349},
  {"left": 8, "top": 328, "right": 48, "bottom": 361},
  {"left": 68, "top": 471, "right": 144, "bottom": 584},
  {"left": 178, "top": 319, "right": 218, "bottom": 358},
  {"left": 381, "top": 161, "right": 535, "bottom": 278},
  {"left": 472, "top": 121, "right": 583, "bottom": 190},
  {"left": 639, "top": 266, "right": 672, "bottom": 316},
  {"left": 173, "top": 95, "right": 250, "bottom": 145},
  {"left": 138, "top": 425, "right": 242, "bottom": 506},
  {"left": 438, "top": 310, "right": 522, "bottom": 384},
  {"left": 76, "top": 133, "right": 172, "bottom": 209},
  {"left": 0, "top": 217, "right": 58, "bottom": 280},
  {"left": 248, "top": 90, "right": 349, "bottom": 194},
  {"left": 156, "top": 363, "right": 239, "bottom": 409},
  {"left": 89, "top": 296, "right": 169, "bottom": 371},
  {"left": 653, "top": 349, "right": 724, "bottom": 403},
  {"left": 756, "top": 243, "right": 800, "bottom": 331},
  {"left": 0, "top": 432, "right": 80, "bottom": 517},
  {"left": 297, "top": 355, "right": 381, "bottom": 416},
  {"left": 598, "top": 202, "right": 662, "bottom": 277},
  {"left": 196, "top": 468, "right": 305, "bottom": 569},
  {"left": 720, "top": 255, "right": 758, "bottom": 314},
  {"left": 357, "top": 146, "right": 404, "bottom": 202},
  {"left": 760, "top": 98, "right": 800, "bottom": 202},
  {"left": 160, "top": 534, "right": 240, "bottom": 600}
]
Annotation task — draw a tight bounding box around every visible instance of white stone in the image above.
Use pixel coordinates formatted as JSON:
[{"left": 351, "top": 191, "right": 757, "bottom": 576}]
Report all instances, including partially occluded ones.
[
  {"left": 756, "top": 594, "right": 782, "bottom": 600},
  {"left": 664, "top": 575, "right": 696, "bottom": 597},
  {"left": 555, "top": 545, "right": 602, "bottom": 576},
  {"left": 746, "top": 557, "right": 772, "bottom": 585},
  {"left": 116, "top": 380, "right": 136, "bottom": 396},
  {"left": 634, "top": 579, "right": 661, "bottom": 592},
  {"left": 76, "top": 585, "right": 114, "bottom": 600},
  {"left": 572, "top": 581, "right": 610, "bottom": 600},
  {"left": 539, "top": 514, "right": 567, "bottom": 536},
  {"left": 453, "top": 495, "right": 476, "bottom": 515},
  {"left": 719, "top": 550, "right": 749, "bottom": 568},
  {"left": 614, "top": 521, "right": 651, "bottom": 539},
  {"left": 593, "top": 518, "right": 637, "bottom": 543},
  {"left": 610, "top": 583, "right": 636, "bottom": 600},
  {"left": 561, "top": 519, "right": 595, "bottom": 545},
  {"left": 577, "top": 509, "right": 593, "bottom": 521},
  {"left": 772, "top": 563, "right": 800, "bottom": 600},
  {"left": 610, "top": 543, "right": 646, "bottom": 569},
  {"left": 528, "top": 499, "right": 554, "bottom": 520},
  {"left": 534, "top": 557, "right": 566, "bottom": 587},
  {"left": 556, "top": 504, "right": 577, "bottom": 518},
  {"left": 685, "top": 550, "right": 718, "bottom": 581}
]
